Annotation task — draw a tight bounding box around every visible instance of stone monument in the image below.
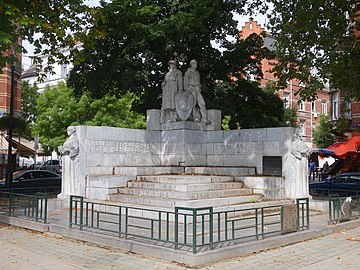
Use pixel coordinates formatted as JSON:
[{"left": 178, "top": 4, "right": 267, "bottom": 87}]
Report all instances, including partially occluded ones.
[{"left": 58, "top": 59, "right": 310, "bottom": 201}]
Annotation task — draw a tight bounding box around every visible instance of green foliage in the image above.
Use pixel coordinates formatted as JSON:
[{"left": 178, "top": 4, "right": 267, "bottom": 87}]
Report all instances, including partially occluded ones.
[
  {"left": 283, "top": 107, "right": 298, "bottom": 128},
  {"left": 68, "top": 0, "right": 270, "bottom": 114},
  {"left": 0, "top": 1, "right": 101, "bottom": 70},
  {"left": 212, "top": 80, "right": 285, "bottom": 129},
  {"left": 312, "top": 114, "right": 335, "bottom": 148},
  {"left": 221, "top": 115, "right": 232, "bottom": 130},
  {"left": 21, "top": 81, "right": 39, "bottom": 139},
  {"left": 32, "top": 83, "right": 145, "bottom": 152},
  {"left": 0, "top": 114, "right": 27, "bottom": 135},
  {"left": 333, "top": 116, "right": 352, "bottom": 135},
  {"left": 263, "top": 0, "right": 360, "bottom": 100}
]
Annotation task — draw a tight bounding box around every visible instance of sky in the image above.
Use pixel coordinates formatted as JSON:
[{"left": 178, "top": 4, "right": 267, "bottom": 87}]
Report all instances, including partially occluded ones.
[{"left": 22, "top": 1, "right": 267, "bottom": 70}]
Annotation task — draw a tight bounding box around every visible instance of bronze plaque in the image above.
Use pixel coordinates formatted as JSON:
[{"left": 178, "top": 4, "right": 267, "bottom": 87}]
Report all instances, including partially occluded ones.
[{"left": 263, "top": 156, "right": 282, "bottom": 176}]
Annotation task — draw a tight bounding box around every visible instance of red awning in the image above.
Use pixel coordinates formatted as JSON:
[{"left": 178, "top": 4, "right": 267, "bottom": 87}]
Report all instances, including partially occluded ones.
[{"left": 327, "top": 136, "right": 360, "bottom": 158}]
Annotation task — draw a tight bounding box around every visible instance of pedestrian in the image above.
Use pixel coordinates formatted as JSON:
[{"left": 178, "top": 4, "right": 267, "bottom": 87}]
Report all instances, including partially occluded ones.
[
  {"left": 309, "top": 159, "right": 316, "bottom": 181},
  {"left": 322, "top": 161, "right": 329, "bottom": 172}
]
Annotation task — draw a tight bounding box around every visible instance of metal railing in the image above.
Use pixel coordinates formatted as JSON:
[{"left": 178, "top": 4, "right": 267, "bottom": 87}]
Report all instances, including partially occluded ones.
[
  {"left": 328, "top": 194, "right": 360, "bottom": 223},
  {"left": 0, "top": 191, "right": 48, "bottom": 223},
  {"left": 310, "top": 187, "right": 360, "bottom": 200},
  {"left": 69, "top": 196, "right": 309, "bottom": 253}
]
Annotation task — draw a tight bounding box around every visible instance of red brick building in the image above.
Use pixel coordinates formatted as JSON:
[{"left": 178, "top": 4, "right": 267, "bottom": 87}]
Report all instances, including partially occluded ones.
[
  {"left": 239, "top": 19, "right": 331, "bottom": 147},
  {"left": 0, "top": 50, "right": 22, "bottom": 116}
]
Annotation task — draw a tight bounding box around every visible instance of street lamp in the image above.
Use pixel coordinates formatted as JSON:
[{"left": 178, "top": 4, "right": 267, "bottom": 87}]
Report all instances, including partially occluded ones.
[{"left": 5, "top": 47, "right": 16, "bottom": 188}]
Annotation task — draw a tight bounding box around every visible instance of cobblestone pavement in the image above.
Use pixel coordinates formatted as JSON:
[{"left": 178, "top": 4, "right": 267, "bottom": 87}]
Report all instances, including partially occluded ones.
[{"left": 1, "top": 224, "right": 360, "bottom": 270}]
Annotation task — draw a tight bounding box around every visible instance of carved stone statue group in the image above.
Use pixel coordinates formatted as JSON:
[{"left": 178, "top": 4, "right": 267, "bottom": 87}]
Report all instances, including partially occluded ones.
[{"left": 161, "top": 59, "right": 210, "bottom": 124}]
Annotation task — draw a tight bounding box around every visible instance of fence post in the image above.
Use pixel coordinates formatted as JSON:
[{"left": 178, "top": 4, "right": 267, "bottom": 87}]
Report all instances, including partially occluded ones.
[
  {"left": 174, "top": 207, "right": 179, "bottom": 250},
  {"left": 79, "top": 196, "right": 84, "bottom": 230},
  {"left": 8, "top": 193, "right": 13, "bottom": 216},
  {"left": 43, "top": 193, "right": 48, "bottom": 224},
  {"left": 209, "top": 207, "right": 214, "bottom": 250},
  {"left": 193, "top": 209, "right": 197, "bottom": 254},
  {"left": 69, "top": 195, "right": 73, "bottom": 227}
]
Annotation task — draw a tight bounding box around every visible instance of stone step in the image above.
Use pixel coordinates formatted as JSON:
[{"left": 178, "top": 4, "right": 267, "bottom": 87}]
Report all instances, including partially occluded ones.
[
  {"left": 110, "top": 194, "right": 264, "bottom": 209},
  {"left": 127, "top": 181, "right": 245, "bottom": 192},
  {"left": 136, "top": 175, "right": 235, "bottom": 184},
  {"left": 116, "top": 187, "right": 253, "bottom": 200}
]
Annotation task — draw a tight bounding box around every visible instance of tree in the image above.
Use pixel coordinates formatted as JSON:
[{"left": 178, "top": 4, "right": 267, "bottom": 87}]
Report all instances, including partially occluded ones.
[
  {"left": 312, "top": 114, "right": 335, "bottom": 148},
  {"left": 32, "top": 82, "right": 145, "bottom": 152},
  {"left": 212, "top": 79, "right": 286, "bottom": 129},
  {"left": 68, "top": 0, "right": 270, "bottom": 113},
  {"left": 21, "top": 81, "right": 39, "bottom": 139},
  {"left": 0, "top": 0, "right": 101, "bottom": 70},
  {"left": 263, "top": 0, "right": 360, "bottom": 100}
]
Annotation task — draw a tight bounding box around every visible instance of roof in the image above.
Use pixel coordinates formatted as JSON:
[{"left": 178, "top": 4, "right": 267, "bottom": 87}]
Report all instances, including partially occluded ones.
[
  {"left": 0, "top": 135, "right": 16, "bottom": 155},
  {"left": 21, "top": 64, "right": 37, "bottom": 79},
  {"left": 264, "top": 34, "right": 277, "bottom": 51},
  {"left": 327, "top": 136, "right": 360, "bottom": 158}
]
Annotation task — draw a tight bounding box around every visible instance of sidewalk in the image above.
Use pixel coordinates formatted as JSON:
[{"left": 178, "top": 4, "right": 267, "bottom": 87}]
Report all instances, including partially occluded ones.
[
  {"left": 1, "top": 201, "right": 360, "bottom": 268},
  {"left": 1, "top": 222, "right": 360, "bottom": 269}
]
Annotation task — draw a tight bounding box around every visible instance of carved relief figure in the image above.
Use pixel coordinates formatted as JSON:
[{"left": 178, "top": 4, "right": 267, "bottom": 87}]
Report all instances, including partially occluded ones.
[
  {"left": 183, "top": 59, "right": 210, "bottom": 124},
  {"left": 58, "top": 126, "right": 80, "bottom": 197},
  {"left": 291, "top": 129, "right": 310, "bottom": 160},
  {"left": 289, "top": 128, "right": 310, "bottom": 198},
  {"left": 161, "top": 60, "right": 183, "bottom": 123},
  {"left": 59, "top": 126, "right": 79, "bottom": 159}
]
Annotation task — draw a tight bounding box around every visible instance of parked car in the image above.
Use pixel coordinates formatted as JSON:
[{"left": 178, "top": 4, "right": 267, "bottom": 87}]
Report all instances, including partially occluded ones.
[
  {"left": 309, "top": 172, "right": 360, "bottom": 197},
  {"left": 40, "top": 159, "right": 62, "bottom": 174},
  {"left": 34, "top": 161, "right": 44, "bottom": 170},
  {"left": 0, "top": 170, "right": 61, "bottom": 193}
]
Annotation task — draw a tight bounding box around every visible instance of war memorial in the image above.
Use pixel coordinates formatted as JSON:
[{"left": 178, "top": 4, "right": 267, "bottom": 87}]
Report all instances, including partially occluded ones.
[
  {"left": 59, "top": 59, "right": 309, "bottom": 202},
  {"left": 54, "top": 59, "right": 313, "bottom": 266}
]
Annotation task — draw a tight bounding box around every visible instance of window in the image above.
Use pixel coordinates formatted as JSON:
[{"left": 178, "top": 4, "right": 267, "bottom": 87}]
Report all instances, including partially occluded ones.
[
  {"left": 283, "top": 93, "right": 289, "bottom": 108},
  {"left": 321, "top": 100, "right": 327, "bottom": 115},
  {"left": 61, "top": 64, "right": 68, "bottom": 78},
  {"left": 299, "top": 99, "right": 305, "bottom": 111},
  {"left": 311, "top": 101, "right": 316, "bottom": 112},
  {"left": 344, "top": 101, "right": 351, "bottom": 119},
  {"left": 45, "top": 71, "right": 51, "bottom": 81},
  {"left": 332, "top": 176, "right": 347, "bottom": 183},
  {"left": 332, "top": 91, "right": 339, "bottom": 120},
  {"left": 299, "top": 120, "right": 306, "bottom": 137}
]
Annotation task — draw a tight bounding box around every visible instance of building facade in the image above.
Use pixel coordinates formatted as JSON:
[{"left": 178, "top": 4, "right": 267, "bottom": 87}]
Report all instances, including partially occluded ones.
[
  {"left": 240, "top": 19, "right": 331, "bottom": 147},
  {"left": 21, "top": 44, "right": 81, "bottom": 93},
  {"left": 0, "top": 50, "right": 22, "bottom": 116}
]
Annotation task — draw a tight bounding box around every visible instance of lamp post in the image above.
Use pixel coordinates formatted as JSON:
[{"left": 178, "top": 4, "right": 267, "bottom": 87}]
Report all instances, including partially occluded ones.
[{"left": 5, "top": 47, "right": 16, "bottom": 188}]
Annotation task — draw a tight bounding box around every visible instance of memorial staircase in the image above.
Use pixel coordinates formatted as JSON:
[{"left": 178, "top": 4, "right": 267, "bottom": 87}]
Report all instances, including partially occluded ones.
[{"left": 108, "top": 175, "right": 282, "bottom": 211}]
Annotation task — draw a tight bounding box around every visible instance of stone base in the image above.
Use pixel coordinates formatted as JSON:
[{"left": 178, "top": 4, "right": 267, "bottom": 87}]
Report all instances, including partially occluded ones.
[
  {"left": 161, "top": 121, "right": 206, "bottom": 130},
  {"left": 147, "top": 109, "right": 221, "bottom": 131}
]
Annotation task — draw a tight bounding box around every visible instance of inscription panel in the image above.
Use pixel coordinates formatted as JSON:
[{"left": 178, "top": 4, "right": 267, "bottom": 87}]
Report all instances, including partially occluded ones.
[
  {"left": 214, "top": 142, "right": 255, "bottom": 155},
  {"left": 90, "top": 141, "right": 153, "bottom": 154}
]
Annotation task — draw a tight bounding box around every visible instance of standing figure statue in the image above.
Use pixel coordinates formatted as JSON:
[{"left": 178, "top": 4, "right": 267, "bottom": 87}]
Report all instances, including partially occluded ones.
[
  {"left": 161, "top": 60, "right": 183, "bottom": 123},
  {"left": 183, "top": 59, "right": 210, "bottom": 124},
  {"left": 58, "top": 126, "right": 80, "bottom": 198},
  {"left": 288, "top": 128, "right": 310, "bottom": 198}
]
